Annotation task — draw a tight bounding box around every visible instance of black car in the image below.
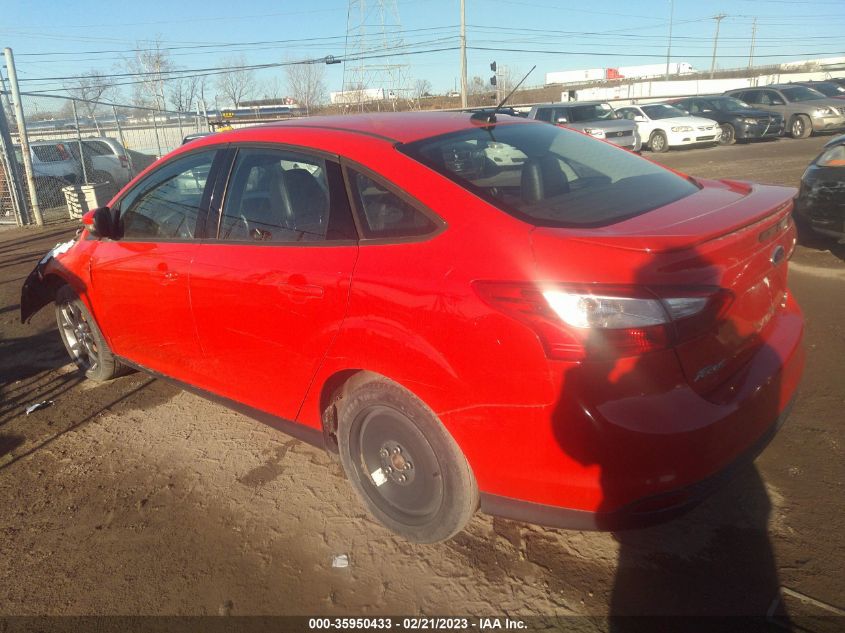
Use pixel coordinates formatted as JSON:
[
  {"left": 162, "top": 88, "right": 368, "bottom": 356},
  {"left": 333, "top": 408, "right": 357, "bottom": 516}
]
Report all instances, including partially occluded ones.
[
  {"left": 795, "top": 133, "right": 845, "bottom": 241},
  {"left": 668, "top": 95, "right": 784, "bottom": 145}
]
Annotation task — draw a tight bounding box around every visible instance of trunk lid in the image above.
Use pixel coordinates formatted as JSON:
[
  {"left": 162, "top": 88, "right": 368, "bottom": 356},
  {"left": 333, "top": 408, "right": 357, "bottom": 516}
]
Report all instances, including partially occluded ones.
[{"left": 531, "top": 179, "right": 797, "bottom": 394}]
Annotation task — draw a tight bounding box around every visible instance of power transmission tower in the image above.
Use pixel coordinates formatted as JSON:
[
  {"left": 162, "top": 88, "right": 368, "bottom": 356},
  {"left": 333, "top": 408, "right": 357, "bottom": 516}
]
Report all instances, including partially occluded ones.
[{"left": 342, "top": 0, "right": 409, "bottom": 111}]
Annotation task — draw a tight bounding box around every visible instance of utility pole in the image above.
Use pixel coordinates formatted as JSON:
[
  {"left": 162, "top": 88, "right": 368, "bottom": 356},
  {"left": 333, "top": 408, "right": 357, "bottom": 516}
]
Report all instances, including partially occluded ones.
[
  {"left": 4, "top": 47, "right": 43, "bottom": 226},
  {"left": 665, "top": 0, "right": 674, "bottom": 81},
  {"left": 460, "top": 0, "right": 468, "bottom": 108},
  {"left": 710, "top": 13, "right": 726, "bottom": 79},
  {"left": 748, "top": 18, "right": 757, "bottom": 69}
]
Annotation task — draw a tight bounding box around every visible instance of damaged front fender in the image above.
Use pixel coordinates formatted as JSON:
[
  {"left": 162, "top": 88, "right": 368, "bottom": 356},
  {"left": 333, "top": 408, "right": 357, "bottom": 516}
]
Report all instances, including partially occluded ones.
[{"left": 20, "top": 238, "right": 77, "bottom": 323}]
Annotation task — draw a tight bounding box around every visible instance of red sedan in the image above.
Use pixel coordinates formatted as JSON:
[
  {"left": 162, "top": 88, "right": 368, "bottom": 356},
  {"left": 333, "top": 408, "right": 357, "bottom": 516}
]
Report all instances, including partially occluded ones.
[{"left": 21, "top": 112, "right": 804, "bottom": 543}]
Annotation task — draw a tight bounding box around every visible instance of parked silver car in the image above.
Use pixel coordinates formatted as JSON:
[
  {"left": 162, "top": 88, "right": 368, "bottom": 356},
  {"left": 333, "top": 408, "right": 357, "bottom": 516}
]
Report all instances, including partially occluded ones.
[
  {"left": 526, "top": 101, "right": 642, "bottom": 151},
  {"left": 67, "top": 137, "right": 134, "bottom": 189},
  {"left": 13, "top": 140, "right": 83, "bottom": 207},
  {"left": 724, "top": 85, "right": 845, "bottom": 138}
]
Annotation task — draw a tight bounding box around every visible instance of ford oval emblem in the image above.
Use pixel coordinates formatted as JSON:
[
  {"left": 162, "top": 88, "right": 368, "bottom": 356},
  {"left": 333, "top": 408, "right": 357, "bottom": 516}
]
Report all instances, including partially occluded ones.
[{"left": 771, "top": 245, "right": 786, "bottom": 266}]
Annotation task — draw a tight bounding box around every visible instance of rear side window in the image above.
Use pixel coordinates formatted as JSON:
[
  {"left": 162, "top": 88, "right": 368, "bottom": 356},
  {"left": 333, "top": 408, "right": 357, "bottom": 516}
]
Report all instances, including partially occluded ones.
[
  {"left": 32, "top": 144, "right": 68, "bottom": 162},
  {"left": 347, "top": 169, "right": 438, "bottom": 239},
  {"left": 84, "top": 141, "right": 113, "bottom": 156},
  {"left": 119, "top": 150, "right": 216, "bottom": 240},
  {"left": 534, "top": 108, "right": 553, "bottom": 123},
  {"left": 218, "top": 148, "right": 356, "bottom": 243}
]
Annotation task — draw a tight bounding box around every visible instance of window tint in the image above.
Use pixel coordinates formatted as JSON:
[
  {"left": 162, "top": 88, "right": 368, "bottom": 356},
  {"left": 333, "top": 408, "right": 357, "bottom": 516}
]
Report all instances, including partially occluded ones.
[
  {"left": 84, "top": 140, "right": 113, "bottom": 156},
  {"left": 348, "top": 170, "right": 438, "bottom": 239},
  {"left": 32, "top": 144, "right": 68, "bottom": 162},
  {"left": 400, "top": 123, "right": 699, "bottom": 228},
  {"left": 534, "top": 108, "right": 553, "bottom": 122},
  {"left": 119, "top": 150, "right": 215, "bottom": 240},
  {"left": 738, "top": 91, "right": 758, "bottom": 104},
  {"left": 218, "top": 148, "right": 355, "bottom": 242}
]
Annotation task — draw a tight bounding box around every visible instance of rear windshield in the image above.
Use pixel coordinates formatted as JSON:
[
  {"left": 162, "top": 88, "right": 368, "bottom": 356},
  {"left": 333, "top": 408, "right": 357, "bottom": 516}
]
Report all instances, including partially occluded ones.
[
  {"left": 399, "top": 122, "right": 699, "bottom": 228},
  {"left": 566, "top": 103, "right": 617, "bottom": 122}
]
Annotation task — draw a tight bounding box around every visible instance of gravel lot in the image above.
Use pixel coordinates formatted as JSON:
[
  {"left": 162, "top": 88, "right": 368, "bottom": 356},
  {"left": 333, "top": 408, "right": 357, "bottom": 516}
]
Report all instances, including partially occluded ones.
[{"left": 0, "top": 134, "right": 842, "bottom": 626}]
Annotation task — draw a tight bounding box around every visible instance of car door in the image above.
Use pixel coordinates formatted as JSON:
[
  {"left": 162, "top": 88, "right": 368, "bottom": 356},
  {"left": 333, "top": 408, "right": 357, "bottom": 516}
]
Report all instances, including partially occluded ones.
[
  {"left": 87, "top": 148, "right": 222, "bottom": 381},
  {"left": 189, "top": 146, "right": 359, "bottom": 421}
]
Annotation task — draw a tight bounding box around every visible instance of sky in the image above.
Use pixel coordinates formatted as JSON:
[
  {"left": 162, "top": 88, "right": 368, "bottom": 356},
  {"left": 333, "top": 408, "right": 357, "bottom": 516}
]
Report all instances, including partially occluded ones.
[{"left": 2, "top": 0, "right": 845, "bottom": 111}]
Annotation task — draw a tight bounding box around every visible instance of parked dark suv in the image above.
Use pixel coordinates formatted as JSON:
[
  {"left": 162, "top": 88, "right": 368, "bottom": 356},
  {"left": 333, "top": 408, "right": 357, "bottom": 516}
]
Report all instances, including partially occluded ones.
[{"left": 667, "top": 95, "right": 784, "bottom": 145}]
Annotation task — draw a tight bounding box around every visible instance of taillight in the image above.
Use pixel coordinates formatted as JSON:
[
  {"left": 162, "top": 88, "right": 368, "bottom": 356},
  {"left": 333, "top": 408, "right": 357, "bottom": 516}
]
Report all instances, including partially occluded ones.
[
  {"left": 119, "top": 155, "right": 130, "bottom": 168},
  {"left": 474, "top": 282, "right": 732, "bottom": 361},
  {"left": 56, "top": 143, "right": 70, "bottom": 160}
]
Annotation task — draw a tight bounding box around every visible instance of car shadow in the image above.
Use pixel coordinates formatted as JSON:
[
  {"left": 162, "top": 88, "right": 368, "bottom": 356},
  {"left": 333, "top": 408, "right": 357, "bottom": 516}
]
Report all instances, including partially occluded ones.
[
  {"left": 794, "top": 222, "right": 845, "bottom": 262},
  {"left": 548, "top": 243, "right": 793, "bottom": 628}
]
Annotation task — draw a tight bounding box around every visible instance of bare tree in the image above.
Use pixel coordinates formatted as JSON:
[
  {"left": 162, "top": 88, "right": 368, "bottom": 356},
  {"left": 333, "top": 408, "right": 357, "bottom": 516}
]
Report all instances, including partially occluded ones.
[
  {"left": 126, "top": 37, "right": 172, "bottom": 111},
  {"left": 168, "top": 74, "right": 208, "bottom": 112},
  {"left": 216, "top": 55, "right": 256, "bottom": 108},
  {"left": 413, "top": 79, "right": 432, "bottom": 102},
  {"left": 468, "top": 75, "right": 492, "bottom": 106},
  {"left": 284, "top": 62, "right": 326, "bottom": 115},
  {"left": 63, "top": 70, "right": 114, "bottom": 133},
  {"left": 262, "top": 75, "right": 286, "bottom": 102}
]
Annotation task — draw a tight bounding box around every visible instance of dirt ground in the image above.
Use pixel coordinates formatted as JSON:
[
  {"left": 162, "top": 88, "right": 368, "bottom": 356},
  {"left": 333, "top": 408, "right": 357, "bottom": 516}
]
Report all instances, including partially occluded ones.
[{"left": 0, "top": 135, "right": 843, "bottom": 626}]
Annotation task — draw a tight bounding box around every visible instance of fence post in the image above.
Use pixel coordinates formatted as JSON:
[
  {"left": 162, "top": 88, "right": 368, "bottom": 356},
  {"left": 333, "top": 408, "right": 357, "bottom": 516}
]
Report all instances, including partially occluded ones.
[
  {"left": 71, "top": 100, "right": 89, "bottom": 184},
  {"left": 4, "top": 47, "right": 43, "bottom": 226},
  {"left": 176, "top": 111, "right": 184, "bottom": 144},
  {"left": 0, "top": 98, "right": 27, "bottom": 225},
  {"left": 151, "top": 112, "right": 162, "bottom": 158},
  {"left": 111, "top": 105, "right": 128, "bottom": 160}
]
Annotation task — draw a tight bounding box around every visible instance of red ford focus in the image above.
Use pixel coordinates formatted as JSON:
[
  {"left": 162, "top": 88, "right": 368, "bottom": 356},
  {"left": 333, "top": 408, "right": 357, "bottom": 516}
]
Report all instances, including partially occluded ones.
[{"left": 22, "top": 112, "right": 804, "bottom": 543}]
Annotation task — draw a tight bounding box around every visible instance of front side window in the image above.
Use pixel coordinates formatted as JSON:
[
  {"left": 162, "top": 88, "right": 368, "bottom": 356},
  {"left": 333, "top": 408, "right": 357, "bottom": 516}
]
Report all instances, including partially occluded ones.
[
  {"left": 400, "top": 122, "right": 699, "bottom": 228},
  {"left": 780, "top": 86, "right": 826, "bottom": 103},
  {"left": 566, "top": 103, "right": 617, "bottom": 123},
  {"left": 218, "top": 148, "right": 355, "bottom": 242},
  {"left": 347, "top": 169, "right": 438, "bottom": 239},
  {"left": 118, "top": 150, "right": 215, "bottom": 240}
]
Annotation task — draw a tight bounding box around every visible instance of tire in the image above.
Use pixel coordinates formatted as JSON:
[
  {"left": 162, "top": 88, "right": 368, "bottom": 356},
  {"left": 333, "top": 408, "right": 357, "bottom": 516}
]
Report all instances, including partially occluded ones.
[
  {"left": 91, "top": 170, "right": 115, "bottom": 185},
  {"left": 336, "top": 377, "right": 478, "bottom": 543},
  {"left": 789, "top": 115, "right": 812, "bottom": 139},
  {"left": 55, "top": 285, "right": 129, "bottom": 382},
  {"left": 34, "top": 177, "right": 66, "bottom": 208},
  {"left": 719, "top": 123, "right": 736, "bottom": 146},
  {"left": 649, "top": 130, "right": 669, "bottom": 153}
]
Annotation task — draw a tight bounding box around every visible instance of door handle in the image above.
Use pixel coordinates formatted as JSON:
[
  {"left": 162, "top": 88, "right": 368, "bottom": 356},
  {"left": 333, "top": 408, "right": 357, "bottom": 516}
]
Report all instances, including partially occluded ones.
[{"left": 281, "top": 283, "right": 324, "bottom": 299}]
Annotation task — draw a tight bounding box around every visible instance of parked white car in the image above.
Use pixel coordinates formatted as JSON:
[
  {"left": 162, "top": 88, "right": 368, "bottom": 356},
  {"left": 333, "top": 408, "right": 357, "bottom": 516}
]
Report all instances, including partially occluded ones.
[
  {"left": 68, "top": 137, "right": 134, "bottom": 189},
  {"left": 616, "top": 104, "right": 721, "bottom": 152}
]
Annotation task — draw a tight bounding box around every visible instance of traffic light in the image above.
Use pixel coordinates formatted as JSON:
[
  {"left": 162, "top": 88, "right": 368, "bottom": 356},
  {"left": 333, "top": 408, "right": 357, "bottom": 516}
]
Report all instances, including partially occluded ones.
[
  {"left": 490, "top": 76, "right": 497, "bottom": 86},
  {"left": 490, "top": 61, "right": 497, "bottom": 72}
]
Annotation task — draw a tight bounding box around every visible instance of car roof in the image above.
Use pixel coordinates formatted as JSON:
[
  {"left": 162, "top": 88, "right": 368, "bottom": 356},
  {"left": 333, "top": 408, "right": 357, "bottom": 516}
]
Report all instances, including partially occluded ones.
[
  {"left": 205, "top": 111, "right": 533, "bottom": 144},
  {"left": 536, "top": 101, "right": 607, "bottom": 108}
]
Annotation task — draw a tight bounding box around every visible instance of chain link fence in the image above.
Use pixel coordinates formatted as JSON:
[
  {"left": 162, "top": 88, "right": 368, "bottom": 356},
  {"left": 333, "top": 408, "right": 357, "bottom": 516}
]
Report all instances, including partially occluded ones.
[{"left": 1, "top": 90, "right": 208, "bottom": 226}]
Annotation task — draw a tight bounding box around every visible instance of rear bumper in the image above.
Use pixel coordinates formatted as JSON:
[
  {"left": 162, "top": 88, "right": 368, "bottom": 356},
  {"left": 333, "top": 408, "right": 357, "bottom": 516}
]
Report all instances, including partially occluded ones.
[
  {"left": 443, "top": 296, "right": 804, "bottom": 528},
  {"left": 480, "top": 397, "right": 793, "bottom": 531}
]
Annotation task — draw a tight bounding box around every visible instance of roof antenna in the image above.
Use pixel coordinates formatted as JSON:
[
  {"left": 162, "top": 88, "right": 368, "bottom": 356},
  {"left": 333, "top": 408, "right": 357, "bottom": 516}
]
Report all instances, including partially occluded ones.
[{"left": 471, "top": 65, "right": 536, "bottom": 125}]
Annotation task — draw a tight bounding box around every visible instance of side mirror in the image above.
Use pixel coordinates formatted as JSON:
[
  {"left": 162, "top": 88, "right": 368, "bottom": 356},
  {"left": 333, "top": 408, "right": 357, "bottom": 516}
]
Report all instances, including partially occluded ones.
[
  {"left": 82, "top": 206, "right": 113, "bottom": 239},
  {"left": 556, "top": 116, "right": 568, "bottom": 124}
]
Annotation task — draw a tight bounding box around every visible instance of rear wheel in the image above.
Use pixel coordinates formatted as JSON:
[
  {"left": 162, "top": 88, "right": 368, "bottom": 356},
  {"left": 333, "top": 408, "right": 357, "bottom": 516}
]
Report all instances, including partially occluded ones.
[
  {"left": 336, "top": 377, "right": 478, "bottom": 543},
  {"left": 55, "top": 285, "right": 128, "bottom": 381},
  {"left": 789, "top": 115, "right": 812, "bottom": 139},
  {"left": 649, "top": 130, "right": 669, "bottom": 153},
  {"left": 719, "top": 123, "right": 736, "bottom": 145}
]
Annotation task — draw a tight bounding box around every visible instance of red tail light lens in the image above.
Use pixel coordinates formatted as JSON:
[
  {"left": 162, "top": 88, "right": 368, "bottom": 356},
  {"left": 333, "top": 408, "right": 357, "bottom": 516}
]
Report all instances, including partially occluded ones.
[
  {"left": 56, "top": 143, "right": 70, "bottom": 160},
  {"left": 119, "top": 155, "right": 130, "bottom": 168},
  {"left": 474, "top": 282, "right": 731, "bottom": 361}
]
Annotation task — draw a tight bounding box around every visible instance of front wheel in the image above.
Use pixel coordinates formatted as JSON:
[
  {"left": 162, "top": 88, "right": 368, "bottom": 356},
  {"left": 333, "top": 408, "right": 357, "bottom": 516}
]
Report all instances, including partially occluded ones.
[
  {"left": 719, "top": 123, "right": 736, "bottom": 145},
  {"left": 649, "top": 130, "right": 669, "bottom": 153},
  {"left": 336, "top": 377, "right": 478, "bottom": 543},
  {"left": 789, "top": 115, "right": 812, "bottom": 139},
  {"left": 55, "top": 285, "right": 129, "bottom": 381}
]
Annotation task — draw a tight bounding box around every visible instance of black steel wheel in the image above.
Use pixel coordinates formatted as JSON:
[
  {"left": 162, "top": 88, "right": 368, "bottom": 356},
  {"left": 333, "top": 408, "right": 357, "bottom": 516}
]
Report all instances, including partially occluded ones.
[
  {"left": 719, "top": 123, "right": 736, "bottom": 145},
  {"left": 55, "top": 285, "right": 128, "bottom": 381},
  {"left": 336, "top": 377, "right": 478, "bottom": 543}
]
